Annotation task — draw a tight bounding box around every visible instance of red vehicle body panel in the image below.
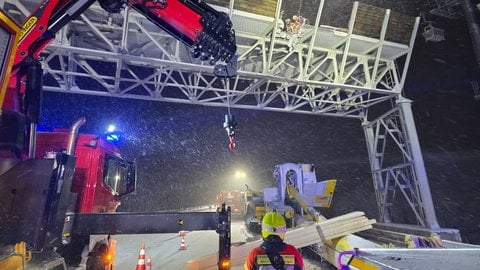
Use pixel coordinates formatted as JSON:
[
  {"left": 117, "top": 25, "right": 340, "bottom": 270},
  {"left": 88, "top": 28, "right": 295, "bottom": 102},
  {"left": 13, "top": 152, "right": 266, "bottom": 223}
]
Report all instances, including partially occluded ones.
[
  {"left": 128, "top": 0, "right": 203, "bottom": 45},
  {"left": 35, "top": 132, "right": 120, "bottom": 213}
]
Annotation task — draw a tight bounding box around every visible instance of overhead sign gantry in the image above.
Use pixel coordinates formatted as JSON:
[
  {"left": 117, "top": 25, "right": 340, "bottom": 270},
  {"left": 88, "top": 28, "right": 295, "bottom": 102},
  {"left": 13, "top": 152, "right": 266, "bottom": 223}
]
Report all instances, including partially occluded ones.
[{"left": 1, "top": 0, "right": 459, "bottom": 239}]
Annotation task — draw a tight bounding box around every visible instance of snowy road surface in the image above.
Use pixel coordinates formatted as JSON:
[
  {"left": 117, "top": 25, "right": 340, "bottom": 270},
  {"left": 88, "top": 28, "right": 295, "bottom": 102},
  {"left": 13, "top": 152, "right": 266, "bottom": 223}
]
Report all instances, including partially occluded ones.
[
  {"left": 93, "top": 219, "right": 334, "bottom": 269},
  {"left": 96, "top": 220, "right": 253, "bottom": 270}
]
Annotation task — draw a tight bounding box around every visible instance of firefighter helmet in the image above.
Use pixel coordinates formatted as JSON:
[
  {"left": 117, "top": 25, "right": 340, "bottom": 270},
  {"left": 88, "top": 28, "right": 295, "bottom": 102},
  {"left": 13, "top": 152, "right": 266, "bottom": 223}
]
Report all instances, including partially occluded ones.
[{"left": 261, "top": 211, "right": 287, "bottom": 240}]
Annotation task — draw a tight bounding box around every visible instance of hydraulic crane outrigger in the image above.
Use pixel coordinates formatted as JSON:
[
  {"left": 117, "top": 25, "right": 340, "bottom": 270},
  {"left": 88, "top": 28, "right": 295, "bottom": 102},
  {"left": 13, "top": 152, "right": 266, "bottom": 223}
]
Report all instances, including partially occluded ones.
[{"left": 0, "top": 0, "right": 236, "bottom": 269}]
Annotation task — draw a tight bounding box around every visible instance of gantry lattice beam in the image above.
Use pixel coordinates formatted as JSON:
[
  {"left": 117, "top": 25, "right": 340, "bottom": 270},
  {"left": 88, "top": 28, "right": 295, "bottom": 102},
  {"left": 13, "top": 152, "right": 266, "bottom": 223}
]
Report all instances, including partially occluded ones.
[
  {"left": 3, "top": 0, "right": 416, "bottom": 118},
  {"left": 426, "top": 0, "right": 463, "bottom": 19},
  {"left": 3, "top": 0, "right": 448, "bottom": 231}
]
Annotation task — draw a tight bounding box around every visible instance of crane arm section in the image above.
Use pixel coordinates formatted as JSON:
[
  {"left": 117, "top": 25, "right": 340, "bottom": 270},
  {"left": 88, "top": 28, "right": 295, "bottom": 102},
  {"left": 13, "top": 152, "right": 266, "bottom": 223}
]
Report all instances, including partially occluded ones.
[
  {"left": 1, "top": 0, "right": 237, "bottom": 157},
  {"left": 126, "top": 0, "right": 236, "bottom": 65},
  {"left": 13, "top": 0, "right": 97, "bottom": 73},
  {"left": 3, "top": 0, "right": 237, "bottom": 111}
]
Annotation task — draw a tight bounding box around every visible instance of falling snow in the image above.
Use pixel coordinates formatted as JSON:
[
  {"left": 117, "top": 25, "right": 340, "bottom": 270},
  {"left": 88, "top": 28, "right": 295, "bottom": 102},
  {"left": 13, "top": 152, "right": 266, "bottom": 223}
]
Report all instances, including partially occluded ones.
[{"left": 34, "top": 0, "right": 480, "bottom": 268}]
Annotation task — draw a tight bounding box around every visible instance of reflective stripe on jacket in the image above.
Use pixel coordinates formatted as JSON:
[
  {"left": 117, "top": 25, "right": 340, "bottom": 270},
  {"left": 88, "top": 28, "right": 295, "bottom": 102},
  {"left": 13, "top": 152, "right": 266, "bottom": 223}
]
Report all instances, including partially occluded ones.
[{"left": 244, "top": 244, "right": 304, "bottom": 270}]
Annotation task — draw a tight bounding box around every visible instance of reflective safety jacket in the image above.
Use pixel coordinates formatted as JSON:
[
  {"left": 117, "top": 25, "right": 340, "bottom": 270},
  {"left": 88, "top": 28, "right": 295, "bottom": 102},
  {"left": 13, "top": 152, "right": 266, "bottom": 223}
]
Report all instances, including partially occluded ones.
[{"left": 243, "top": 244, "right": 304, "bottom": 270}]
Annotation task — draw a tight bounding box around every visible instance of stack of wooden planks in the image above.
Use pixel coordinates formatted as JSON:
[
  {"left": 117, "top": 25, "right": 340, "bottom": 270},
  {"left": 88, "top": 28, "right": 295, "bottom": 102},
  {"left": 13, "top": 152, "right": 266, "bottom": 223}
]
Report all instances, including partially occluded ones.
[
  {"left": 186, "top": 211, "right": 376, "bottom": 270},
  {"left": 315, "top": 211, "right": 376, "bottom": 242}
]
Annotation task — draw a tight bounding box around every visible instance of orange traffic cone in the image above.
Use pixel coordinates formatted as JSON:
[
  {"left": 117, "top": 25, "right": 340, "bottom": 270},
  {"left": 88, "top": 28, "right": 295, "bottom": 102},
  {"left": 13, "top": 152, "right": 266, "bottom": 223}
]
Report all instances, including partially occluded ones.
[
  {"left": 135, "top": 243, "right": 146, "bottom": 270},
  {"left": 179, "top": 235, "right": 187, "bottom": 250},
  {"left": 146, "top": 255, "right": 152, "bottom": 270}
]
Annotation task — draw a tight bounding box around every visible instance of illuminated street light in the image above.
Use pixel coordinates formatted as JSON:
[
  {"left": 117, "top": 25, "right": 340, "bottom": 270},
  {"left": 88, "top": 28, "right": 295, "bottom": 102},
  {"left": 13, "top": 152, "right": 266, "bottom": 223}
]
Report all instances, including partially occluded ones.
[{"left": 234, "top": 170, "right": 246, "bottom": 179}]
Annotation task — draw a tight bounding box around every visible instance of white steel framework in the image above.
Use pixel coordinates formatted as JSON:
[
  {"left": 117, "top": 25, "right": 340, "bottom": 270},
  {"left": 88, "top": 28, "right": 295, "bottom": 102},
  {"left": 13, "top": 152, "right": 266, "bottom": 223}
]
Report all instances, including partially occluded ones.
[
  {"left": 426, "top": 0, "right": 463, "bottom": 19},
  {"left": 1, "top": 0, "right": 442, "bottom": 230}
]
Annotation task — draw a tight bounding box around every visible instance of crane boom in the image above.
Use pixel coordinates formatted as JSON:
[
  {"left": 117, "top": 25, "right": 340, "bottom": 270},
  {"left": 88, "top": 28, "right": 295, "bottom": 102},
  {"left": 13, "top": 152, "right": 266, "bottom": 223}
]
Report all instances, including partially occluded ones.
[
  {"left": 0, "top": 1, "right": 236, "bottom": 268},
  {"left": 3, "top": 0, "right": 237, "bottom": 112}
]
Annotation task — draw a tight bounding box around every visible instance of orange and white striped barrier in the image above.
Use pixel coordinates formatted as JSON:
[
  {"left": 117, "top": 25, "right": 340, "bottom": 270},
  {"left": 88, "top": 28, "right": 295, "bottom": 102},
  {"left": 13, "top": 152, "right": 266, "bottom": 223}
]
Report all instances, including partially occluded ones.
[
  {"left": 146, "top": 255, "right": 152, "bottom": 270},
  {"left": 135, "top": 243, "right": 146, "bottom": 270},
  {"left": 179, "top": 231, "right": 187, "bottom": 250}
]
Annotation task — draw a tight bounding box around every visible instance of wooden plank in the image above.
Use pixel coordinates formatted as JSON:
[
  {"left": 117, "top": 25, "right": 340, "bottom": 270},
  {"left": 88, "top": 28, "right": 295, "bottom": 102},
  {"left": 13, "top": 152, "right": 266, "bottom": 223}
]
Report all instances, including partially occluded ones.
[
  {"left": 318, "top": 216, "right": 368, "bottom": 230},
  {"left": 320, "top": 222, "right": 376, "bottom": 238},
  {"left": 319, "top": 221, "right": 376, "bottom": 241},
  {"left": 186, "top": 212, "right": 376, "bottom": 270},
  {"left": 319, "top": 218, "right": 376, "bottom": 233},
  {"left": 316, "top": 211, "right": 365, "bottom": 226},
  {"left": 318, "top": 215, "right": 376, "bottom": 240},
  {"left": 319, "top": 224, "right": 374, "bottom": 241}
]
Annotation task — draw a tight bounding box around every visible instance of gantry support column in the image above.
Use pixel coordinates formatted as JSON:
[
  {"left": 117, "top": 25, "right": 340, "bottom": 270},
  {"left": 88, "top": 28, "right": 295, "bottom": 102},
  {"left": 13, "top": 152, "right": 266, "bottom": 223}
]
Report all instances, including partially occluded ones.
[
  {"left": 396, "top": 98, "right": 439, "bottom": 229},
  {"left": 362, "top": 98, "right": 440, "bottom": 229}
]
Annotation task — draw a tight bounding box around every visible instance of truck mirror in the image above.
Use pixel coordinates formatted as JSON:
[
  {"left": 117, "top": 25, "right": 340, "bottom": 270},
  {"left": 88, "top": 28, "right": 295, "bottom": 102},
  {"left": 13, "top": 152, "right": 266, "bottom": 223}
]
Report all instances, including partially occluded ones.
[{"left": 119, "top": 160, "right": 136, "bottom": 196}]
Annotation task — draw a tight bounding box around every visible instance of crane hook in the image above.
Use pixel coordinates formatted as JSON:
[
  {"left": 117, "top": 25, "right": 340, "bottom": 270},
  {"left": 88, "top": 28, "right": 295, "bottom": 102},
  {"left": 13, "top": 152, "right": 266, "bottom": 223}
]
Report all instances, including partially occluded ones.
[
  {"left": 223, "top": 114, "right": 237, "bottom": 150},
  {"left": 229, "top": 135, "right": 236, "bottom": 150}
]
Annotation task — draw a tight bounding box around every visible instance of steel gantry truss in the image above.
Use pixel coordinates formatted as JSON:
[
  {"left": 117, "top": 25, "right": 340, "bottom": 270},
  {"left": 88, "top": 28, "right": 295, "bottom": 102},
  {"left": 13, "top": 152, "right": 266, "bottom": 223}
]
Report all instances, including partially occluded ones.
[
  {"left": 426, "top": 0, "right": 464, "bottom": 19},
  {"left": 2, "top": 0, "right": 446, "bottom": 231}
]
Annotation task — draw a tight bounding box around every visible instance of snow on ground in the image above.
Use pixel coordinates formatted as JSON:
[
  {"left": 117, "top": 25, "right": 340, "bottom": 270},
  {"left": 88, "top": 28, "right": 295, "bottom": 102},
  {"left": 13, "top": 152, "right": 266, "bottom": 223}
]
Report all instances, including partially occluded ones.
[
  {"left": 106, "top": 220, "right": 255, "bottom": 269},
  {"left": 111, "top": 231, "right": 218, "bottom": 269},
  {"left": 105, "top": 220, "right": 334, "bottom": 269}
]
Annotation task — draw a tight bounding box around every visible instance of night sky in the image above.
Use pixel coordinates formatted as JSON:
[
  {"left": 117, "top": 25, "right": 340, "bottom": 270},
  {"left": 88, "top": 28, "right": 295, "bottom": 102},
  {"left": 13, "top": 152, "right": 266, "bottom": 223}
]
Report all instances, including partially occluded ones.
[{"left": 37, "top": 1, "right": 480, "bottom": 245}]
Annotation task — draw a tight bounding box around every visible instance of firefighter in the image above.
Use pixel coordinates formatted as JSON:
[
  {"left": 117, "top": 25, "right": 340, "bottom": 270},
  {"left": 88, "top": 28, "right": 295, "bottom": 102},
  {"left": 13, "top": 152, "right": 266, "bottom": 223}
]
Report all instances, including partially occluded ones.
[{"left": 244, "top": 211, "right": 304, "bottom": 270}]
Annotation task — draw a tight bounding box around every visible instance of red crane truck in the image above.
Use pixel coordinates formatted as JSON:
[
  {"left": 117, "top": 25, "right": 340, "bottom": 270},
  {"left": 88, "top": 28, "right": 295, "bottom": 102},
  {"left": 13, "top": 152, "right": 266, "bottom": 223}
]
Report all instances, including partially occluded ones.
[{"left": 0, "top": 0, "right": 236, "bottom": 269}]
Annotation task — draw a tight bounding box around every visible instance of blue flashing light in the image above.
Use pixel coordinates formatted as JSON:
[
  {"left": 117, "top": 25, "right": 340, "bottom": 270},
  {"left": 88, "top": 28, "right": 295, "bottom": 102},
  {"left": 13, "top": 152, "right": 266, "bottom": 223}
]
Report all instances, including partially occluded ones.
[
  {"left": 105, "top": 131, "right": 122, "bottom": 144},
  {"left": 103, "top": 124, "right": 123, "bottom": 145}
]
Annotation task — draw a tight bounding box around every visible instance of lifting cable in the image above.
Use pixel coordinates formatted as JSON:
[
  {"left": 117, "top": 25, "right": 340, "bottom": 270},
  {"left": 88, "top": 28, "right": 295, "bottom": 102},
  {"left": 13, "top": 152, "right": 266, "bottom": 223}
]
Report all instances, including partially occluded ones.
[{"left": 222, "top": 78, "right": 236, "bottom": 150}]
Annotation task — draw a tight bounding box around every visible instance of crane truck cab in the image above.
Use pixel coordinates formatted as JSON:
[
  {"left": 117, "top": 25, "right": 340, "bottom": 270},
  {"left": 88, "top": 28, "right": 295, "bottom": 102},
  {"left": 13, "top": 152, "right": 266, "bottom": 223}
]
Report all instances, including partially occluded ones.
[
  {"left": 35, "top": 129, "right": 136, "bottom": 214},
  {"left": 0, "top": 117, "right": 136, "bottom": 266}
]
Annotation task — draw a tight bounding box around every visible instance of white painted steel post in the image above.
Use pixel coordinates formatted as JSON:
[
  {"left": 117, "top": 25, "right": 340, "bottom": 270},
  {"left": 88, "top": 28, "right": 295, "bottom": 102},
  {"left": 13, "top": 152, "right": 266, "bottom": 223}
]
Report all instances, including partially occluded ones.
[{"left": 397, "top": 98, "right": 440, "bottom": 229}]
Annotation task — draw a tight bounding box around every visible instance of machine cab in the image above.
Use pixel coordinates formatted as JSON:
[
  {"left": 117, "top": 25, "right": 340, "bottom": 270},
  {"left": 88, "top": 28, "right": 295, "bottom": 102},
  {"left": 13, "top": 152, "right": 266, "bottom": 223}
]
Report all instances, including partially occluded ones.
[{"left": 35, "top": 131, "right": 136, "bottom": 213}]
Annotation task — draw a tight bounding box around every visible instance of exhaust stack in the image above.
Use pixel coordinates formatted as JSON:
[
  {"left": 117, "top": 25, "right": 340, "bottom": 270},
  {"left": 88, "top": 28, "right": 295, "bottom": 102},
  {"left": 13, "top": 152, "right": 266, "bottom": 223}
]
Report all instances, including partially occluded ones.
[{"left": 66, "top": 117, "right": 86, "bottom": 155}]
